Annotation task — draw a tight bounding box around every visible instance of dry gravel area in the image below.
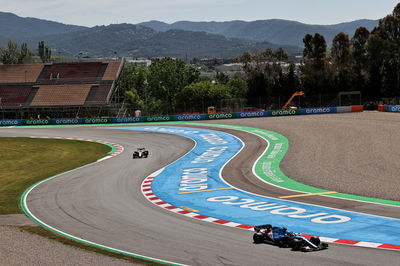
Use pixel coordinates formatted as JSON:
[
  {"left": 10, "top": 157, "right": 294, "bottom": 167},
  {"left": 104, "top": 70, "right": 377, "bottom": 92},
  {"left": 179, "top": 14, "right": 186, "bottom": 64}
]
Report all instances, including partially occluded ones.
[
  {"left": 206, "top": 111, "right": 400, "bottom": 201},
  {"left": 0, "top": 216, "right": 135, "bottom": 266},
  {"left": 0, "top": 225, "right": 138, "bottom": 266}
]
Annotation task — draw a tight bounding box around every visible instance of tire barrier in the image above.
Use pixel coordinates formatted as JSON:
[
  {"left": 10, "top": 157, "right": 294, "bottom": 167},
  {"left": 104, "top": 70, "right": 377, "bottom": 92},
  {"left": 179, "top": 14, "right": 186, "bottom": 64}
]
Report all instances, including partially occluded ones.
[{"left": 0, "top": 105, "right": 364, "bottom": 127}]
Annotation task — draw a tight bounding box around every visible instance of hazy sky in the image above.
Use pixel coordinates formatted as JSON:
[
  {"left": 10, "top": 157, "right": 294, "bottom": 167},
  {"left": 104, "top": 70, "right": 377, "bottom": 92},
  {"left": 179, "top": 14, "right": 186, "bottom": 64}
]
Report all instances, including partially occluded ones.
[{"left": 1, "top": 0, "right": 399, "bottom": 27}]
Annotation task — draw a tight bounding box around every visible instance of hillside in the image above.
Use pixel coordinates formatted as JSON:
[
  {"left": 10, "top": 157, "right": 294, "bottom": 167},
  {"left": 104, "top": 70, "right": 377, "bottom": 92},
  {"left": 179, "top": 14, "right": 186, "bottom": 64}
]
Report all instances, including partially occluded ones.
[
  {"left": 24, "top": 24, "right": 300, "bottom": 58},
  {"left": 140, "top": 19, "right": 379, "bottom": 47},
  {"left": 0, "top": 12, "right": 379, "bottom": 58},
  {"left": 0, "top": 11, "right": 86, "bottom": 41}
]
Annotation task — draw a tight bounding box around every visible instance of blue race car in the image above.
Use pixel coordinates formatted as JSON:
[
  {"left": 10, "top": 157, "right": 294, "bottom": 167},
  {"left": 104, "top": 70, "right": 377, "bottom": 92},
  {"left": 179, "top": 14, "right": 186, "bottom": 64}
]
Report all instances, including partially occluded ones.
[{"left": 253, "top": 224, "right": 328, "bottom": 252}]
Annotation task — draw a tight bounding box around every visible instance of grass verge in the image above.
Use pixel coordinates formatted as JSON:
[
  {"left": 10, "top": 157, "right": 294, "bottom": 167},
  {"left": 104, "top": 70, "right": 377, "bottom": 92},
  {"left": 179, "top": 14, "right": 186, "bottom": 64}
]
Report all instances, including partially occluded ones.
[
  {"left": 0, "top": 137, "right": 167, "bottom": 264},
  {"left": 0, "top": 137, "right": 110, "bottom": 214}
]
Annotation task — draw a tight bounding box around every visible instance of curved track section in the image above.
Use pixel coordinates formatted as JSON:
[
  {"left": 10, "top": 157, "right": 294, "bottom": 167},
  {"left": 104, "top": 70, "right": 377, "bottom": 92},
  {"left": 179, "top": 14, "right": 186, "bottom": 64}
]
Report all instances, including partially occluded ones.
[
  {"left": 123, "top": 126, "right": 400, "bottom": 249},
  {"left": 0, "top": 114, "right": 399, "bottom": 265}
]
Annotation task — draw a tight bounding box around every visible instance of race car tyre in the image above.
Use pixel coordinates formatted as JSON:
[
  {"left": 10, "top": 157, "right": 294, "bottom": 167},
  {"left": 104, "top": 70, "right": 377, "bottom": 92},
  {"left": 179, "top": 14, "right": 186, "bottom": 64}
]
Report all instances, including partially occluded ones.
[
  {"left": 310, "top": 236, "right": 321, "bottom": 246},
  {"left": 290, "top": 240, "right": 300, "bottom": 251},
  {"left": 253, "top": 233, "right": 263, "bottom": 243}
]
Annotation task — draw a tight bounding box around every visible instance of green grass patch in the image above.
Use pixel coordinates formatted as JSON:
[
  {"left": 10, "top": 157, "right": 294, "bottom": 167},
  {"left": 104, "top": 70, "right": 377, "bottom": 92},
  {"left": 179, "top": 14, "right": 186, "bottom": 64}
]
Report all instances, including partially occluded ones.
[
  {"left": 17, "top": 226, "right": 164, "bottom": 265},
  {"left": 0, "top": 137, "right": 110, "bottom": 214}
]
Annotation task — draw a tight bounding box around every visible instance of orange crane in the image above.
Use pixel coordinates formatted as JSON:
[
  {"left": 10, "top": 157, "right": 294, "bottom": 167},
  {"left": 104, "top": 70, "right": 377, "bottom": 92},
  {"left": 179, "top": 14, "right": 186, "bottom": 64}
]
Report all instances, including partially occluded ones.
[
  {"left": 282, "top": 91, "right": 305, "bottom": 110},
  {"left": 207, "top": 106, "right": 216, "bottom": 114}
]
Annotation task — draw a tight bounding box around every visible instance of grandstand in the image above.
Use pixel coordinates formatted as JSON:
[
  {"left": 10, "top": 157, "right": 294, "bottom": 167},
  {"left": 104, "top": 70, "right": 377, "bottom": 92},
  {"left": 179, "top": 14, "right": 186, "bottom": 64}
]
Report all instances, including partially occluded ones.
[{"left": 0, "top": 60, "right": 124, "bottom": 119}]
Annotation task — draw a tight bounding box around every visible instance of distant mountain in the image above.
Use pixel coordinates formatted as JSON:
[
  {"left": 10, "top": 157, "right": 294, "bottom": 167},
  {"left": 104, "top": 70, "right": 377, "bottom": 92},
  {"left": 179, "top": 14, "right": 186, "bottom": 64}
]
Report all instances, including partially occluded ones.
[
  {"left": 325, "top": 19, "right": 379, "bottom": 33},
  {"left": 24, "top": 24, "right": 301, "bottom": 58},
  {"left": 140, "top": 19, "right": 379, "bottom": 47},
  {"left": 0, "top": 11, "right": 86, "bottom": 41},
  {"left": 0, "top": 12, "right": 380, "bottom": 59}
]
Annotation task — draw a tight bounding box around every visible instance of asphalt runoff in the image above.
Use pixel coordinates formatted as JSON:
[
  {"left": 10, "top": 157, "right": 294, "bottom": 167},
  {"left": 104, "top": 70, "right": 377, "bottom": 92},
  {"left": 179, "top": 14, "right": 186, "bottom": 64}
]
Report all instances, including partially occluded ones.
[{"left": 1, "top": 112, "right": 399, "bottom": 265}]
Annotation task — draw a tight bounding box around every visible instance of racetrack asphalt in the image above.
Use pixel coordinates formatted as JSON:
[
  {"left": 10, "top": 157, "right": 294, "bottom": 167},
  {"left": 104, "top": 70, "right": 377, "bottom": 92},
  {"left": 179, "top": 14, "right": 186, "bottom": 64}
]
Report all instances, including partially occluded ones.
[{"left": 1, "top": 111, "right": 400, "bottom": 265}]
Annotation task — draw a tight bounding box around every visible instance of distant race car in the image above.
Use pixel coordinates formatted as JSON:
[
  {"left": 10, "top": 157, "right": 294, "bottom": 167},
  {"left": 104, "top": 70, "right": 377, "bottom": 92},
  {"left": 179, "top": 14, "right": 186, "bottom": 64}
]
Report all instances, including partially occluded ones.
[
  {"left": 253, "top": 224, "right": 328, "bottom": 252},
  {"left": 132, "top": 148, "right": 149, "bottom": 159}
]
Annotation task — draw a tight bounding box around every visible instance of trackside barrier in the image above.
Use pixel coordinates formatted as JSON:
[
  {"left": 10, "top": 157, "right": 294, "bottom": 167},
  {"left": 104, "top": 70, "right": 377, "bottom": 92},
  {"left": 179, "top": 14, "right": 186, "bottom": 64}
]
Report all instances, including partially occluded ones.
[
  {"left": 235, "top": 111, "right": 268, "bottom": 118},
  {"left": 0, "top": 105, "right": 363, "bottom": 127},
  {"left": 84, "top": 118, "right": 113, "bottom": 124},
  {"left": 173, "top": 114, "right": 206, "bottom": 121},
  {"left": 300, "top": 107, "right": 336, "bottom": 115},
  {"left": 269, "top": 109, "right": 300, "bottom": 116},
  {"left": 0, "top": 119, "right": 23, "bottom": 126},
  {"left": 351, "top": 105, "right": 364, "bottom": 112},
  {"left": 145, "top": 115, "right": 174, "bottom": 122},
  {"left": 112, "top": 117, "right": 145, "bottom": 123},
  {"left": 381, "top": 105, "right": 400, "bottom": 113},
  {"left": 337, "top": 106, "right": 352, "bottom": 113},
  {"left": 206, "top": 112, "right": 236, "bottom": 120},
  {"left": 23, "top": 119, "right": 51, "bottom": 126},
  {"left": 51, "top": 118, "right": 84, "bottom": 125}
]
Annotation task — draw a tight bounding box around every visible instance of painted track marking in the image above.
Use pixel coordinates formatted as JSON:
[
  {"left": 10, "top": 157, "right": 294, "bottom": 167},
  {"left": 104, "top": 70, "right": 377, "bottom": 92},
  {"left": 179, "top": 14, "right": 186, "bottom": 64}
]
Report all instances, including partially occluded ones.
[
  {"left": 127, "top": 126, "right": 400, "bottom": 251},
  {"left": 178, "top": 187, "right": 234, "bottom": 194},
  {"left": 279, "top": 191, "right": 338, "bottom": 199},
  {"left": 143, "top": 174, "right": 400, "bottom": 251},
  {"left": 180, "top": 206, "right": 199, "bottom": 212}
]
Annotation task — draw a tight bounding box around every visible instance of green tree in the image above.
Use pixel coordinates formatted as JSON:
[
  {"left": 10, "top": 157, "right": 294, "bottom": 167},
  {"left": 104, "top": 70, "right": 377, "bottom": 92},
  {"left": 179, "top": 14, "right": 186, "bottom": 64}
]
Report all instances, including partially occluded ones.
[
  {"left": 366, "top": 33, "right": 385, "bottom": 99},
  {"left": 118, "top": 65, "right": 149, "bottom": 112},
  {"left": 227, "top": 75, "right": 248, "bottom": 98},
  {"left": 215, "top": 72, "right": 229, "bottom": 84},
  {"left": 331, "top": 32, "right": 354, "bottom": 91},
  {"left": 178, "top": 81, "right": 232, "bottom": 113},
  {"left": 147, "top": 57, "right": 199, "bottom": 114},
  {"left": 19, "top": 43, "right": 32, "bottom": 64},
  {"left": 38, "top": 41, "right": 51, "bottom": 63},
  {"left": 352, "top": 27, "right": 370, "bottom": 71},
  {"left": 365, "top": 3, "right": 400, "bottom": 98},
  {"left": 303, "top": 34, "right": 313, "bottom": 58},
  {"left": 352, "top": 27, "right": 370, "bottom": 96},
  {"left": 378, "top": 4, "right": 400, "bottom": 97},
  {"left": 239, "top": 48, "right": 289, "bottom": 105},
  {"left": 312, "top": 33, "right": 327, "bottom": 69},
  {"left": 301, "top": 33, "right": 331, "bottom": 95},
  {"left": 274, "top": 48, "right": 289, "bottom": 62},
  {"left": 0, "top": 40, "right": 20, "bottom": 64},
  {"left": 283, "top": 63, "right": 299, "bottom": 97}
]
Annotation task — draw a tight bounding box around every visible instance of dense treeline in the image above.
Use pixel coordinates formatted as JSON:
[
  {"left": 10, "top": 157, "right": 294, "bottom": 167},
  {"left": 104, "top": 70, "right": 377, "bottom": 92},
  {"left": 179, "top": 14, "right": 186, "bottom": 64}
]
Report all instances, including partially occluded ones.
[
  {"left": 240, "top": 3, "right": 400, "bottom": 103},
  {"left": 120, "top": 58, "right": 248, "bottom": 115},
  {"left": 0, "top": 40, "right": 51, "bottom": 63}
]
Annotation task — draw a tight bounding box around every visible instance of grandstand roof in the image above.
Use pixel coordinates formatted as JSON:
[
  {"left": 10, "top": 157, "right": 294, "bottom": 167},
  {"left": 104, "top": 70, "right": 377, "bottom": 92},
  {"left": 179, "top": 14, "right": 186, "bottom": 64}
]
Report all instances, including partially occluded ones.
[{"left": 0, "top": 64, "right": 45, "bottom": 83}]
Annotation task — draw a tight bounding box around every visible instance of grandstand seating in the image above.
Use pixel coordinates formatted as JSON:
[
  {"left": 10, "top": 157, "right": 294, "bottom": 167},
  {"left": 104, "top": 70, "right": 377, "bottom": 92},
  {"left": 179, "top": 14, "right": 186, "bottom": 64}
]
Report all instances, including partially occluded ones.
[
  {"left": 85, "top": 84, "right": 113, "bottom": 105},
  {"left": 40, "top": 62, "right": 103, "bottom": 82},
  {"left": 0, "top": 60, "right": 123, "bottom": 109},
  {"left": 102, "top": 61, "right": 123, "bottom": 81},
  {"left": 0, "top": 64, "right": 44, "bottom": 83},
  {"left": 30, "top": 84, "right": 92, "bottom": 106},
  {"left": 0, "top": 85, "right": 32, "bottom": 106}
]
